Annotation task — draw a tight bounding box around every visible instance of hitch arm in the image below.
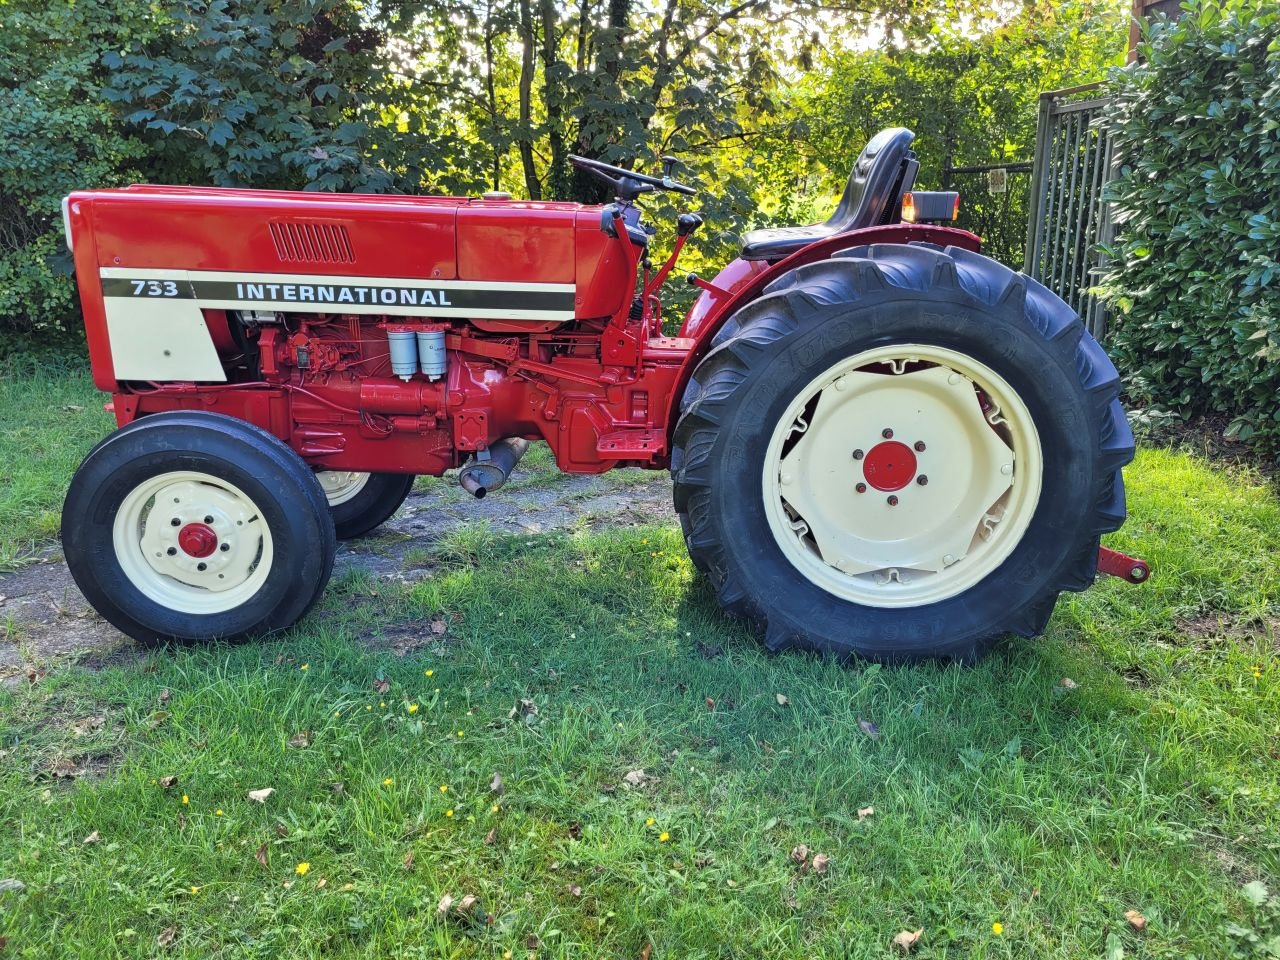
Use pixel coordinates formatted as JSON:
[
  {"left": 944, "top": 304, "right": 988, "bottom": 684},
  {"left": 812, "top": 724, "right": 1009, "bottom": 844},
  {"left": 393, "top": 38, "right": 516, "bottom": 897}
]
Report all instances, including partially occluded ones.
[{"left": 1097, "top": 546, "right": 1150, "bottom": 584}]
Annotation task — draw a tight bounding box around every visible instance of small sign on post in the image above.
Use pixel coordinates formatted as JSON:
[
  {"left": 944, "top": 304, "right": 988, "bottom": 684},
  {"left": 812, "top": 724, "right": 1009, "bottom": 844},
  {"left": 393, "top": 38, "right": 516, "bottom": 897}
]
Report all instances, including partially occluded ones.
[{"left": 987, "top": 167, "right": 1008, "bottom": 195}]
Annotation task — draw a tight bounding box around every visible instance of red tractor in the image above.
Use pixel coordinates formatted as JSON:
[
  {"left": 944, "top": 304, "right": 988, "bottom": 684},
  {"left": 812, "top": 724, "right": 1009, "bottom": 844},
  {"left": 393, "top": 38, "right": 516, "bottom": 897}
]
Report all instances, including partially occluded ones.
[{"left": 59, "top": 128, "right": 1144, "bottom": 662}]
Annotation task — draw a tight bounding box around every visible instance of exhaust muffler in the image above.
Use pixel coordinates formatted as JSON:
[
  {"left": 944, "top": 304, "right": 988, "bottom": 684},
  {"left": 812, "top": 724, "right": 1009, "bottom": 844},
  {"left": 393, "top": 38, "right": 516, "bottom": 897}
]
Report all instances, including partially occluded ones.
[{"left": 458, "top": 438, "right": 529, "bottom": 499}]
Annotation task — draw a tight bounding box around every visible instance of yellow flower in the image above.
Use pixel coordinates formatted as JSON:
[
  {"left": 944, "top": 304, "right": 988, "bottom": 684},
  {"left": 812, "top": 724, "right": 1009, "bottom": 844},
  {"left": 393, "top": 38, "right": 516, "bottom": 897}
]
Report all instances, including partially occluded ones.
[
  {"left": 383, "top": 777, "right": 393, "bottom": 786},
  {"left": 181, "top": 795, "right": 189, "bottom": 805},
  {"left": 439, "top": 785, "right": 449, "bottom": 793},
  {"left": 992, "top": 922, "right": 1004, "bottom": 936},
  {"left": 334, "top": 711, "right": 341, "bottom": 717},
  {"left": 658, "top": 832, "right": 669, "bottom": 843},
  {"left": 504, "top": 952, "right": 513, "bottom": 960},
  {"left": 456, "top": 730, "right": 464, "bottom": 738},
  {"left": 491, "top": 804, "right": 500, "bottom": 813},
  {"left": 300, "top": 663, "right": 309, "bottom": 671},
  {"left": 641, "top": 538, "right": 649, "bottom": 545},
  {"left": 434, "top": 688, "right": 440, "bottom": 693},
  {"left": 445, "top": 809, "right": 454, "bottom": 818},
  {"left": 380, "top": 701, "right": 386, "bottom": 707},
  {"left": 215, "top": 809, "right": 223, "bottom": 817},
  {"left": 407, "top": 703, "right": 419, "bottom": 714},
  {"left": 646, "top": 818, "right": 655, "bottom": 827},
  {"left": 295, "top": 862, "right": 310, "bottom": 876},
  {"left": 366, "top": 705, "right": 372, "bottom": 711},
  {"left": 425, "top": 670, "right": 434, "bottom": 677},
  {"left": 190, "top": 886, "right": 200, "bottom": 894}
]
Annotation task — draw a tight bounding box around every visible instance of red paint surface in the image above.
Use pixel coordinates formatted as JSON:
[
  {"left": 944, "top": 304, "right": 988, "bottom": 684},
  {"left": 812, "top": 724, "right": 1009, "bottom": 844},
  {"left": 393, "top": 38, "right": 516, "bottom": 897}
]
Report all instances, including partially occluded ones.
[
  {"left": 66, "top": 183, "right": 982, "bottom": 477},
  {"left": 862, "top": 441, "right": 917, "bottom": 491},
  {"left": 177, "top": 522, "right": 218, "bottom": 558}
]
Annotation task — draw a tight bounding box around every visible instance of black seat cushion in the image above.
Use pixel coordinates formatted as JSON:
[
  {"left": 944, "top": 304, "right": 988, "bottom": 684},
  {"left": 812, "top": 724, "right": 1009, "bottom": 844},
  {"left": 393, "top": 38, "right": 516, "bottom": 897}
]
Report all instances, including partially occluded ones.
[{"left": 740, "top": 127, "right": 917, "bottom": 261}]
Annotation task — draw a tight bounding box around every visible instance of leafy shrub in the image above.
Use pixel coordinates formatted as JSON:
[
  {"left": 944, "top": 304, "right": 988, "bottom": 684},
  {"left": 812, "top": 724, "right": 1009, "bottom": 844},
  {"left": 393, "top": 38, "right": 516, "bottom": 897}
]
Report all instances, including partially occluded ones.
[
  {"left": 1100, "top": 1, "right": 1280, "bottom": 453},
  {"left": 1225, "top": 880, "right": 1280, "bottom": 958}
]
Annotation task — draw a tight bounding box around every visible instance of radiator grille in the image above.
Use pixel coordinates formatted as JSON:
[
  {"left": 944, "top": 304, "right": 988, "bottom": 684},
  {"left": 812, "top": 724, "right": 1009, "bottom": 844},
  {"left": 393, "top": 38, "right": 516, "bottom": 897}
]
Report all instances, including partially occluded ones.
[{"left": 268, "top": 221, "right": 355, "bottom": 264}]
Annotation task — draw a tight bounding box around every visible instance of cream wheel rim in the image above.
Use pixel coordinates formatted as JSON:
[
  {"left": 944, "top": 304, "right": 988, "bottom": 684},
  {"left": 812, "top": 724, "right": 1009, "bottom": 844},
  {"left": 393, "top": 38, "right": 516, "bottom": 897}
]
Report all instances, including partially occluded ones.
[
  {"left": 762, "top": 343, "right": 1043, "bottom": 608},
  {"left": 112, "top": 471, "right": 274, "bottom": 615},
  {"left": 316, "top": 470, "right": 371, "bottom": 506}
]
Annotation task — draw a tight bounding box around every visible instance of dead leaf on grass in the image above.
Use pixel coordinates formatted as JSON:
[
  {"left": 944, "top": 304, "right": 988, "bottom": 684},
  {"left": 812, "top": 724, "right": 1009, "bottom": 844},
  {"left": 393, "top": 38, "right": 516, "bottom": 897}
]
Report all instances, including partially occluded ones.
[
  {"left": 858, "top": 718, "right": 881, "bottom": 739},
  {"left": 403, "top": 849, "right": 415, "bottom": 871},
  {"left": 526, "top": 935, "right": 541, "bottom": 950},
  {"left": 568, "top": 821, "right": 582, "bottom": 840},
  {"left": 158, "top": 775, "right": 178, "bottom": 789},
  {"left": 696, "top": 641, "right": 723, "bottom": 659},
  {"left": 484, "top": 828, "right": 497, "bottom": 845},
  {"left": 255, "top": 843, "right": 269, "bottom": 869},
  {"left": 147, "top": 710, "right": 170, "bottom": 728},
  {"left": 287, "top": 731, "right": 312, "bottom": 749},
  {"left": 568, "top": 883, "right": 582, "bottom": 897},
  {"left": 790, "top": 844, "right": 809, "bottom": 866},
  {"left": 436, "top": 894, "right": 454, "bottom": 917},
  {"left": 622, "top": 769, "right": 654, "bottom": 788},
  {"left": 156, "top": 926, "right": 178, "bottom": 948},
  {"left": 1124, "top": 909, "right": 1147, "bottom": 931},
  {"left": 857, "top": 805, "right": 874, "bottom": 821},
  {"left": 705, "top": 697, "right": 716, "bottom": 712},
  {"left": 71, "top": 716, "right": 105, "bottom": 736},
  {"left": 51, "top": 758, "right": 82, "bottom": 779},
  {"left": 373, "top": 678, "right": 390, "bottom": 695},
  {"left": 456, "top": 894, "right": 478, "bottom": 914},
  {"left": 639, "top": 943, "right": 652, "bottom": 960},
  {"left": 82, "top": 831, "right": 100, "bottom": 846},
  {"left": 490, "top": 771, "right": 504, "bottom": 794},
  {"left": 812, "top": 852, "right": 830, "bottom": 874},
  {"left": 892, "top": 928, "right": 923, "bottom": 953},
  {"left": 159, "top": 688, "right": 171, "bottom": 704},
  {"left": 1059, "top": 677, "right": 1078, "bottom": 690},
  {"left": 775, "top": 693, "right": 789, "bottom": 706},
  {"left": 429, "top": 617, "right": 448, "bottom": 635},
  {"left": 508, "top": 699, "right": 538, "bottom": 721},
  {"left": 246, "top": 788, "right": 274, "bottom": 804}
]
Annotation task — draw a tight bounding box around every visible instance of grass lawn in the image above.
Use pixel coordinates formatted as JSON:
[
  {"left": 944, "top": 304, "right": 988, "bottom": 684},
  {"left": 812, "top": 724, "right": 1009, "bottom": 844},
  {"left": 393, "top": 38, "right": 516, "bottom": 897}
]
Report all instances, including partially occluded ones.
[{"left": 1, "top": 362, "right": 1279, "bottom": 958}]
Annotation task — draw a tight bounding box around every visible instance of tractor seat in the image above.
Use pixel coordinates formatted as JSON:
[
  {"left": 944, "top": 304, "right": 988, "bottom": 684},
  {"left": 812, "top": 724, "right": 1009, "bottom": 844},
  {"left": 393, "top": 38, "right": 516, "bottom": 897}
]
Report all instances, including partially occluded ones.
[{"left": 740, "top": 127, "right": 919, "bottom": 261}]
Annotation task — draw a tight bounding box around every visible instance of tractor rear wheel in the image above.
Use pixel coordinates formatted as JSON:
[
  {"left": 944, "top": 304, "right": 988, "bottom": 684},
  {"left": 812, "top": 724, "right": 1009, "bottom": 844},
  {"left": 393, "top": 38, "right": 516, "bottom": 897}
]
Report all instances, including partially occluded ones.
[
  {"left": 63, "top": 412, "right": 335, "bottom": 644},
  {"left": 671, "top": 243, "right": 1133, "bottom": 662},
  {"left": 316, "top": 471, "right": 415, "bottom": 539}
]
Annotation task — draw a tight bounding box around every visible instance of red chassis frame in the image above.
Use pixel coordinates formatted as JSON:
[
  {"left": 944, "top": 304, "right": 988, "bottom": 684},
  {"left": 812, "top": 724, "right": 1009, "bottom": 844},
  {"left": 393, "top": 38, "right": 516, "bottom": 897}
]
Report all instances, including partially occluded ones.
[{"left": 66, "top": 185, "right": 979, "bottom": 477}]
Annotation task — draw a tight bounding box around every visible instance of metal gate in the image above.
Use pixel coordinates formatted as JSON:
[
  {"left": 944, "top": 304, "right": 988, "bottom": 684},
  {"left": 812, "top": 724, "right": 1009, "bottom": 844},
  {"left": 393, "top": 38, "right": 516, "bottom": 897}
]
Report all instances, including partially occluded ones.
[{"left": 1024, "top": 83, "right": 1116, "bottom": 338}]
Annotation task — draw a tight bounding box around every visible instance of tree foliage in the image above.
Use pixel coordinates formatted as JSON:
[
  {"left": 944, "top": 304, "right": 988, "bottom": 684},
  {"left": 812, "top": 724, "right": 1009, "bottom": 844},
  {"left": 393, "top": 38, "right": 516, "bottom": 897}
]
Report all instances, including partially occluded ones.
[{"left": 1100, "top": 1, "right": 1280, "bottom": 451}]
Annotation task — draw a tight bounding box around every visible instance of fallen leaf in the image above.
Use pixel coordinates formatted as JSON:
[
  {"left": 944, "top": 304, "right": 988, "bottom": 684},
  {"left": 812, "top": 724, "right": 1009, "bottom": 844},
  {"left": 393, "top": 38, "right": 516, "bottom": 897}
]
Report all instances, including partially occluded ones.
[
  {"left": 457, "top": 894, "right": 478, "bottom": 914},
  {"left": 255, "top": 843, "right": 269, "bottom": 869},
  {"left": 705, "top": 697, "right": 716, "bottom": 712},
  {"left": 147, "top": 710, "right": 170, "bottom": 728},
  {"left": 490, "top": 771, "right": 504, "bottom": 794},
  {"left": 526, "top": 935, "right": 541, "bottom": 950},
  {"left": 568, "top": 883, "right": 582, "bottom": 897},
  {"left": 1059, "top": 677, "right": 1078, "bottom": 690},
  {"left": 274, "top": 822, "right": 290, "bottom": 837},
  {"left": 568, "top": 821, "right": 583, "bottom": 840},
  {"left": 484, "top": 828, "right": 497, "bottom": 845},
  {"left": 639, "top": 944, "right": 652, "bottom": 960},
  {"left": 858, "top": 718, "right": 881, "bottom": 739},
  {"left": 1124, "top": 909, "right": 1147, "bottom": 931},
  {"left": 811, "top": 852, "right": 830, "bottom": 874},
  {"left": 313, "top": 877, "right": 327, "bottom": 890},
  {"left": 71, "top": 716, "right": 105, "bottom": 736},
  {"left": 51, "top": 758, "right": 82, "bottom": 779},
  {"left": 775, "top": 693, "right": 789, "bottom": 706},
  {"left": 373, "top": 678, "right": 390, "bottom": 694},
  {"left": 696, "top": 641, "right": 723, "bottom": 659},
  {"left": 246, "top": 788, "right": 274, "bottom": 804},
  {"left": 82, "top": 831, "right": 100, "bottom": 845},
  {"left": 622, "top": 769, "right": 653, "bottom": 788},
  {"left": 508, "top": 699, "right": 538, "bottom": 720},
  {"left": 857, "top": 806, "right": 875, "bottom": 821},
  {"left": 403, "top": 850, "right": 415, "bottom": 871},
  {"left": 892, "top": 928, "right": 923, "bottom": 953},
  {"left": 429, "top": 617, "right": 448, "bottom": 635},
  {"left": 63, "top": 404, "right": 84, "bottom": 412},
  {"left": 156, "top": 926, "right": 177, "bottom": 948},
  {"left": 24, "top": 669, "right": 46, "bottom": 687},
  {"left": 790, "top": 844, "right": 809, "bottom": 865},
  {"left": 327, "top": 782, "right": 343, "bottom": 795},
  {"left": 287, "top": 731, "right": 311, "bottom": 749},
  {"left": 158, "top": 775, "right": 178, "bottom": 789},
  {"left": 436, "top": 894, "right": 454, "bottom": 917},
  {"left": 159, "top": 688, "right": 171, "bottom": 704},
  {"left": 0, "top": 880, "right": 26, "bottom": 895}
]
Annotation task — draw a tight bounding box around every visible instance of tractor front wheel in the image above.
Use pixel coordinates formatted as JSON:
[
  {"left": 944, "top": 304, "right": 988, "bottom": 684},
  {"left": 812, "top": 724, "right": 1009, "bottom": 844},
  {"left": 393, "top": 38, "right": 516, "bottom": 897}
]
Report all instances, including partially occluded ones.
[
  {"left": 671, "top": 243, "right": 1133, "bottom": 662},
  {"left": 63, "top": 412, "right": 335, "bottom": 644},
  {"left": 316, "top": 470, "right": 415, "bottom": 539}
]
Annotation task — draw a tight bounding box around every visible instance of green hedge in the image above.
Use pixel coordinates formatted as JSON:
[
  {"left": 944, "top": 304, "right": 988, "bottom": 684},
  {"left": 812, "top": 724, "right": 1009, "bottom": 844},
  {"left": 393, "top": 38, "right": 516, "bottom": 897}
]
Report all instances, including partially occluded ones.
[{"left": 1101, "top": 1, "right": 1280, "bottom": 452}]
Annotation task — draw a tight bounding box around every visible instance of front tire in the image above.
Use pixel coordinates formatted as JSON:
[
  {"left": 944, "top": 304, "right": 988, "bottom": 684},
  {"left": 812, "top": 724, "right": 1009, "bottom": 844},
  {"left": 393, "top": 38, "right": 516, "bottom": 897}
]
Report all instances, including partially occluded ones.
[
  {"left": 671, "top": 243, "right": 1133, "bottom": 662},
  {"left": 316, "top": 471, "right": 415, "bottom": 539},
  {"left": 63, "top": 412, "right": 336, "bottom": 644}
]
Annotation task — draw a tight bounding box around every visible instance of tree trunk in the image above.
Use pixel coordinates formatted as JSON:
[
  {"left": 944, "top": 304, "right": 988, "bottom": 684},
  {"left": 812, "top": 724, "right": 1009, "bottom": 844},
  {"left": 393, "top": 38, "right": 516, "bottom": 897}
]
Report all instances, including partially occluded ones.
[
  {"left": 484, "top": 0, "right": 501, "bottom": 192},
  {"left": 540, "top": 0, "right": 570, "bottom": 199},
  {"left": 517, "top": 0, "right": 542, "bottom": 200}
]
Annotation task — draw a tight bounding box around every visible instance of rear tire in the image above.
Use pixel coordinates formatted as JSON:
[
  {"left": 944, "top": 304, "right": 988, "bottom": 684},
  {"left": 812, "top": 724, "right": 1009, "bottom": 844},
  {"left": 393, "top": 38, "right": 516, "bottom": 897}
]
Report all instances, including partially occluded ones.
[
  {"left": 317, "top": 471, "right": 415, "bottom": 539},
  {"left": 63, "top": 412, "right": 336, "bottom": 644},
  {"left": 671, "top": 243, "right": 1133, "bottom": 662}
]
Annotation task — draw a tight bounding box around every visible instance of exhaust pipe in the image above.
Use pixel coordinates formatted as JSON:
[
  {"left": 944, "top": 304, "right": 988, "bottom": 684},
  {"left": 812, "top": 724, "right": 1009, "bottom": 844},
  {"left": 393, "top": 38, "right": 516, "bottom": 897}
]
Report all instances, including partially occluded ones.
[{"left": 458, "top": 438, "right": 529, "bottom": 499}]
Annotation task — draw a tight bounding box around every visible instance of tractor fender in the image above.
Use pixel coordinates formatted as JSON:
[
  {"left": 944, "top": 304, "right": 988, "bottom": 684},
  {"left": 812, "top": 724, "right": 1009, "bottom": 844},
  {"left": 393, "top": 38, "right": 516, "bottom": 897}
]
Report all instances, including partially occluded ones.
[{"left": 664, "top": 223, "right": 982, "bottom": 445}]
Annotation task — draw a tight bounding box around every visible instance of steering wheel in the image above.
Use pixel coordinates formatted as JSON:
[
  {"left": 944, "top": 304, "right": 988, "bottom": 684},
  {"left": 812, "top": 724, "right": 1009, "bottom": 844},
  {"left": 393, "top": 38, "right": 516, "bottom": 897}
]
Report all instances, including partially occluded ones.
[{"left": 568, "top": 154, "right": 697, "bottom": 198}]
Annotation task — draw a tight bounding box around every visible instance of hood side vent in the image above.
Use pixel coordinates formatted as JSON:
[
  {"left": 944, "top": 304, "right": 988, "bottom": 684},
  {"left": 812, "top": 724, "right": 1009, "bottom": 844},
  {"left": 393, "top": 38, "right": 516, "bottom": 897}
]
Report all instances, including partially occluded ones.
[{"left": 269, "top": 221, "right": 355, "bottom": 264}]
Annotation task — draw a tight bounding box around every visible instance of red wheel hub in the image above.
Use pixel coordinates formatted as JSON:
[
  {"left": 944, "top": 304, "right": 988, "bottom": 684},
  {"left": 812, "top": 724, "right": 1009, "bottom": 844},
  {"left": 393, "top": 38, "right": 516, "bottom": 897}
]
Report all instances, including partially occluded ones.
[
  {"left": 861, "top": 441, "right": 917, "bottom": 492},
  {"left": 177, "top": 522, "right": 218, "bottom": 558}
]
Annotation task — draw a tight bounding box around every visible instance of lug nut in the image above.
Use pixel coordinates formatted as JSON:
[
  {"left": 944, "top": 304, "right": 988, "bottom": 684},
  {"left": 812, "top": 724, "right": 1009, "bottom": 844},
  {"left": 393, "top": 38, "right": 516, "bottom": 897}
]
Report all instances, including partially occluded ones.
[
  {"left": 219, "top": 543, "right": 230, "bottom": 552},
  {"left": 203, "top": 515, "right": 214, "bottom": 524},
  {"left": 887, "top": 495, "right": 899, "bottom": 506},
  {"left": 196, "top": 562, "right": 207, "bottom": 572},
  {"left": 855, "top": 482, "right": 867, "bottom": 493},
  {"left": 917, "top": 475, "right": 928, "bottom": 486},
  {"left": 914, "top": 441, "right": 926, "bottom": 452},
  {"left": 166, "top": 547, "right": 177, "bottom": 556},
  {"left": 170, "top": 517, "right": 181, "bottom": 527},
  {"left": 881, "top": 428, "right": 894, "bottom": 439},
  {"left": 852, "top": 449, "right": 864, "bottom": 460}
]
